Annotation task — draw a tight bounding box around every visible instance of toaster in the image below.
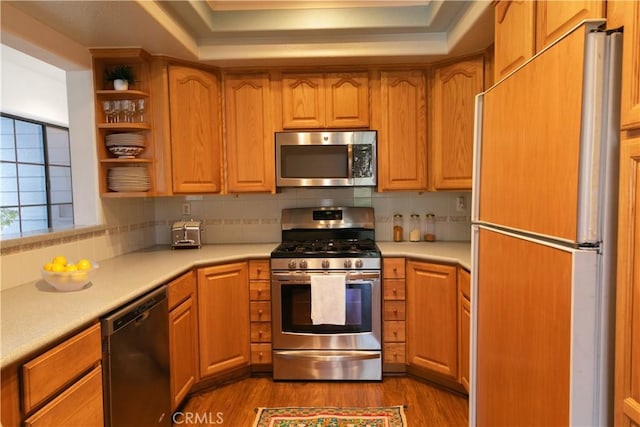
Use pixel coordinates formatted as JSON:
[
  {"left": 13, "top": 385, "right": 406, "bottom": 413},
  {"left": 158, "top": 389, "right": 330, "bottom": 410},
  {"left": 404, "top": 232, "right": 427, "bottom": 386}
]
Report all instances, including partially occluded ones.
[{"left": 171, "top": 220, "right": 203, "bottom": 249}]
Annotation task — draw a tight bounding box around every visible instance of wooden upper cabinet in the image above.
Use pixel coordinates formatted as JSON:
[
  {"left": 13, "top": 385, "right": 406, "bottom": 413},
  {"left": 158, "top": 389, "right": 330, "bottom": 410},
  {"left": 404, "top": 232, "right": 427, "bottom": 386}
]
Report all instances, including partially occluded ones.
[
  {"left": 536, "top": 0, "right": 605, "bottom": 52},
  {"left": 493, "top": 0, "right": 536, "bottom": 80},
  {"left": 608, "top": 0, "right": 640, "bottom": 131},
  {"left": 224, "top": 73, "right": 275, "bottom": 193},
  {"left": 281, "top": 72, "right": 369, "bottom": 128},
  {"left": 325, "top": 73, "right": 369, "bottom": 128},
  {"left": 168, "top": 65, "right": 222, "bottom": 194},
  {"left": 430, "top": 56, "right": 484, "bottom": 190},
  {"left": 373, "top": 70, "right": 428, "bottom": 191}
]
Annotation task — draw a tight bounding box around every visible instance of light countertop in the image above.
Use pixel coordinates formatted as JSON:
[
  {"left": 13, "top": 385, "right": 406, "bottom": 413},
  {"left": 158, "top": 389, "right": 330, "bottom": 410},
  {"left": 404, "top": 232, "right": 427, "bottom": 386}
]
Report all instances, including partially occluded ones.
[{"left": 1, "top": 241, "right": 470, "bottom": 368}]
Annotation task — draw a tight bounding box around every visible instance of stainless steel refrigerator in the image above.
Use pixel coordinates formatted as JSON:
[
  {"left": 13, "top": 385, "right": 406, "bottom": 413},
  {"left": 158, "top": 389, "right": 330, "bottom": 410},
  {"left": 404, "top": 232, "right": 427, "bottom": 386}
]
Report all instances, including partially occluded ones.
[{"left": 470, "top": 20, "right": 622, "bottom": 426}]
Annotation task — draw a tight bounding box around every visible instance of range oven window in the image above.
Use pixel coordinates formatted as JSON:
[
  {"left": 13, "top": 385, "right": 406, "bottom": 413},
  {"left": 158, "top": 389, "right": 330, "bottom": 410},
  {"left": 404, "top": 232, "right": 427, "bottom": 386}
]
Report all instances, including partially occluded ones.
[{"left": 281, "top": 283, "right": 372, "bottom": 333}]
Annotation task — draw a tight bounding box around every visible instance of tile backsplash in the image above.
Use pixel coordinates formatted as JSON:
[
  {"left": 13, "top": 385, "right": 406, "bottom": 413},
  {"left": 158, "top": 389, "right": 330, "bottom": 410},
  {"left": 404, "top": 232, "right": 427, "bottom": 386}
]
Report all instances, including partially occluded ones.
[
  {"left": 153, "top": 188, "right": 471, "bottom": 244},
  {"left": 1, "top": 188, "right": 470, "bottom": 290}
]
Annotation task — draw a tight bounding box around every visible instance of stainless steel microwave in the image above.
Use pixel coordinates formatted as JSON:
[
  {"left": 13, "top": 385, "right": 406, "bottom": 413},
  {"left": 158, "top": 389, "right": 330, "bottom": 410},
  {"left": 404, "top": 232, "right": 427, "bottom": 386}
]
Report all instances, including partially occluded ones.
[{"left": 275, "top": 131, "right": 377, "bottom": 187}]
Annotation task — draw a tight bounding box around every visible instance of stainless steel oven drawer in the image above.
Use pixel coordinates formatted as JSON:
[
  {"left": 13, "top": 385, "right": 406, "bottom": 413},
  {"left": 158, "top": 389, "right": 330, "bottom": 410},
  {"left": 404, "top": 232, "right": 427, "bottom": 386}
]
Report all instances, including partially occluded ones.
[{"left": 272, "top": 350, "right": 382, "bottom": 381}]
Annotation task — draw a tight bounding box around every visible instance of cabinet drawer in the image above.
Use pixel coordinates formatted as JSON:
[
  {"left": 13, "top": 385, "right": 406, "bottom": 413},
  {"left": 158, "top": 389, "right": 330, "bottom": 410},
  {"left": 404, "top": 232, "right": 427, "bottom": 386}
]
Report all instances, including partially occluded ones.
[
  {"left": 250, "top": 301, "right": 271, "bottom": 322},
  {"left": 384, "top": 301, "right": 406, "bottom": 321},
  {"left": 383, "top": 279, "right": 406, "bottom": 300},
  {"left": 168, "top": 270, "right": 196, "bottom": 310},
  {"left": 249, "top": 260, "right": 270, "bottom": 281},
  {"left": 250, "top": 322, "right": 272, "bottom": 342},
  {"left": 249, "top": 281, "right": 271, "bottom": 301},
  {"left": 384, "top": 321, "right": 406, "bottom": 342},
  {"left": 383, "top": 343, "right": 406, "bottom": 364},
  {"left": 383, "top": 258, "right": 405, "bottom": 279},
  {"left": 24, "top": 365, "right": 103, "bottom": 427},
  {"left": 22, "top": 323, "right": 101, "bottom": 413},
  {"left": 251, "top": 344, "right": 272, "bottom": 364}
]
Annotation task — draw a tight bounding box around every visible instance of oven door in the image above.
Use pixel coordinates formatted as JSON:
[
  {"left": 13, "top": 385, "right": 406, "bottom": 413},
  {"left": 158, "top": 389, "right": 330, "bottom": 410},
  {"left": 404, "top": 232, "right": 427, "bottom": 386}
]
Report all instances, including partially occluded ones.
[{"left": 271, "top": 271, "right": 381, "bottom": 351}]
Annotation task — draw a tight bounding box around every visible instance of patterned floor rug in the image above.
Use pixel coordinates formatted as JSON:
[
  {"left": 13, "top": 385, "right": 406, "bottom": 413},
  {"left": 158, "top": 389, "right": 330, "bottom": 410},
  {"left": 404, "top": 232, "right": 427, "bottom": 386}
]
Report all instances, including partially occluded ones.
[{"left": 252, "top": 405, "right": 407, "bottom": 426}]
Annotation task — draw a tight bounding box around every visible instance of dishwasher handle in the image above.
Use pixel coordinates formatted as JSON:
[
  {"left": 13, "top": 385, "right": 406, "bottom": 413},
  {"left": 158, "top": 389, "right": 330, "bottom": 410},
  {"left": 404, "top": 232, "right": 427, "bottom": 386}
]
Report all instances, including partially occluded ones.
[{"left": 101, "top": 285, "right": 167, "bottom": 335}]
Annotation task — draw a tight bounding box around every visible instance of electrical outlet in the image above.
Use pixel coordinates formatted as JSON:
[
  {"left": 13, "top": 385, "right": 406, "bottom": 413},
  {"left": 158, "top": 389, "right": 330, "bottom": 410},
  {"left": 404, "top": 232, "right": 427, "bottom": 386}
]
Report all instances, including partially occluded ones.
[
  {"left": 182, "top": 203, "right": 191, "bottom": 216},
  {"left": 456, "top": 196, "right": 465, "bottom": 212}
]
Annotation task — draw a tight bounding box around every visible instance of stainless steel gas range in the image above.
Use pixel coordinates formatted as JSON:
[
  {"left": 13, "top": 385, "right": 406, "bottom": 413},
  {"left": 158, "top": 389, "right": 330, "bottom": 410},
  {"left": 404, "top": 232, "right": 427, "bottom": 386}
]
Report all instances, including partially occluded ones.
[{"left": 270, "top": 206, "right": 382, "bottom": 381}]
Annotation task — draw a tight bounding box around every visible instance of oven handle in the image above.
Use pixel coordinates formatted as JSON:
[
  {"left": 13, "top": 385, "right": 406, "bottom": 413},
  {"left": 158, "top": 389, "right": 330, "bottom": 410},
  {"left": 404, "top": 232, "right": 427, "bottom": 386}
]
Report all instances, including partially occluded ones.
[
  {"left": 272, "top": 271, "right": 380, "bottom": 282},
  {"left": 275, "top": 350, "right": 380, "bottom": 362}
]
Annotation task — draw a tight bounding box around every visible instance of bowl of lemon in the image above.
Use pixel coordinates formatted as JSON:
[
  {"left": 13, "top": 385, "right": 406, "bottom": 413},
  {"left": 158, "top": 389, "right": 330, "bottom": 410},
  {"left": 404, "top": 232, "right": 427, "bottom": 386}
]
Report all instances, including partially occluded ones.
[{"left": 41, "top": 256, "right": 98, "bottom": 292}]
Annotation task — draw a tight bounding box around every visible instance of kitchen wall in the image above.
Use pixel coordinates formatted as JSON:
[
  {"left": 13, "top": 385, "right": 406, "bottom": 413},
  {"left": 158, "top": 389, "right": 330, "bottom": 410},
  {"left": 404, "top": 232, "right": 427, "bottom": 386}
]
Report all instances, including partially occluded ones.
[
  {"left": 0, "top": 198, "right": 155, "bottom": 290},
  {"left": 154, "top": 188, "right": 471, "bottom": 244}
]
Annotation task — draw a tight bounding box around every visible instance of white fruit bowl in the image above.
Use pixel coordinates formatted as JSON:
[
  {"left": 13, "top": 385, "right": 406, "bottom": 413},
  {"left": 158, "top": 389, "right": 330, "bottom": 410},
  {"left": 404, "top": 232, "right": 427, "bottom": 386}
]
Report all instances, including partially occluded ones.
[{"left": 41, "top": 263, "right": 99, "bottom": 292}]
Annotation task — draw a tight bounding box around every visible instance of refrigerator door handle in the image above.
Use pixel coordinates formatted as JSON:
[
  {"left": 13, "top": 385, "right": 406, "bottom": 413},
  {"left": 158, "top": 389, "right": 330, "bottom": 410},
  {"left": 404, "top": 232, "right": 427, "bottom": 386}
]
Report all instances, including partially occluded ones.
[
  {"left": 576, "top": 29, "right": 622, "bottom": 245},
  {"left": 471, "top": 93, "right": 484, "bottom": 223}
]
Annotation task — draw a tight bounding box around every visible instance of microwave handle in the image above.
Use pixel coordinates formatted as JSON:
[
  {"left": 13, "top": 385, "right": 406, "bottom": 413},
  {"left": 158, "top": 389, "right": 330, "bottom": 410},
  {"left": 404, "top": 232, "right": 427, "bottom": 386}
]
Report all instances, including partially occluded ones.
[{"left": 347, "top": 143, "right": 353, "bottom": 180}]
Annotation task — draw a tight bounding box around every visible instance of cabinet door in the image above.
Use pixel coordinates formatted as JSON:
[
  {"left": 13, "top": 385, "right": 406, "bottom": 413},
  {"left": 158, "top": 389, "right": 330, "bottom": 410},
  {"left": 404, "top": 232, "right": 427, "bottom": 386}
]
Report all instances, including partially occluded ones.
[
  {"left": 615, "top": 135, "right": 640, "bottom": 427},
  {"left": 406, "top": 261, "right": 457, "bottom": 379},
  {"left": 375, "top": 70, "right": 428, "bottom": 191},
  {"left": 608, "top": 0, "right": 640, "bottom": 131},
  {"left": 493, "top": 0, "right": 536, "bottom": 80},
  {"left": 430, "top": 56, "right": 484, "bottom": 190},
  {"left": 23, "top": 366, "right": 103, "bottom": 427},
  {"left": 457, "top": 267, "right": 471, "bottom": 392},
  {"left": 325, "top": 72, "right": 369, "bottom": 128},
  {"left": 282, "top": 73, "right": 325, "bottom": 128},
  {"left": 169, "top": 65, "right": 222, "bottom": 193},
  {"left": 224, "top": 73, "right": 275, "bottom": 193},
  {"left": 536, "top": 0, "right": 605, "bottom": 52},
  {"left": 197, "top": 262, "right": 250, "bottom": 378},
  {"left": 169, "top": 297, "right": 198, "bottom": 411}
]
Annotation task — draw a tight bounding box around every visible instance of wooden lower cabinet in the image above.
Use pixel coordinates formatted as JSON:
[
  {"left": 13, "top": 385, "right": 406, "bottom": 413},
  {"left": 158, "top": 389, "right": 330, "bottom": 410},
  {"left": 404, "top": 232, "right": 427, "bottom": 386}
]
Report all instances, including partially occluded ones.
[
  {"left": 249, "top": 259, "right": 272, "bottom": 371},
  {"left": 615, "top": 134, "right": 640, "bottom": 427},
  {"left": 406, "top": 260, "right": 458, "bottom": 382},
  {"left": 457, "top": 267, "right": 471, "bottom": 392},
  {"left": 167, "top": 271, "right": 198, "bottom": 411},
  {"left": 382, "top": 258, "right": 407, "bottom": 372},
  {"left": 24, "top": 365, "right": 103, "bottom": 427},
  {"left": 197, "top": 262, "right": 250, "bottom": 378},
  {"left": 1, "top": 323, "right": 103, "bottom": 427}
]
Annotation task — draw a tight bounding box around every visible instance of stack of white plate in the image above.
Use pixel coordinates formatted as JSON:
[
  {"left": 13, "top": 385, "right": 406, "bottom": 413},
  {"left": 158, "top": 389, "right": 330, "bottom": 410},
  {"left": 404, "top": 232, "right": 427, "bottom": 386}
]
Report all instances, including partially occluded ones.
[
  {"left": 108, "top": 167, "right": 151, "bottom": 192},
  {"left": 105, "top": 133, "right": 145, "bottom": 148}
]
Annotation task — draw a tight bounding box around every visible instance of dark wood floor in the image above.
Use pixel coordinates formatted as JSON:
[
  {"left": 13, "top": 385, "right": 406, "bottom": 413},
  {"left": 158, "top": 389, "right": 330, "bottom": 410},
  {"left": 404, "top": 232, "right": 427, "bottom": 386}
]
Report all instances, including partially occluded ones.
[{"left": 174, "top": 376, "right": 469, "bottom": 426}]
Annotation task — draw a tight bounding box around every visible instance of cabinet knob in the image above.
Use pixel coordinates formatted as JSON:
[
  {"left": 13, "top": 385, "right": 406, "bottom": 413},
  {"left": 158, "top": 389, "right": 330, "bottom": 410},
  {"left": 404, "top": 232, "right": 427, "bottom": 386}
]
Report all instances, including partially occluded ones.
[
  {"left": 393, "top": 267, "right": 398, "bottom": 273},
  {"left": 258, "top": 330, "right": 263, "bottom": 337},
  {"left": 393, "top": 288, "right": 397, "bottom": 295},
  {"left": 393, "top": 351, "right": 398, "bottom": 357},
  {"left": 258, "top": 352, "right": 263, "bottom": 359},
  {"left": 257, "top": 289, "right": 262, "bottom": 296},
  {"left": 258, "top": 309, "right": 263, "bottom": 317},
  {"left": 393, "top": 309, "right": 398, "bottom": 315},
  {"left": 393, "top": 330, "right": 398, "bottom": 336}
]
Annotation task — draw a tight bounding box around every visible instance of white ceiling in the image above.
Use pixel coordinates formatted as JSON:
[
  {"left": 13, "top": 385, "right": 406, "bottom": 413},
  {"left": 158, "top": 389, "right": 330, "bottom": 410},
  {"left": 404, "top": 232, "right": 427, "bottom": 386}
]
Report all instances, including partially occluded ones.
[{"left": 4, "top": 0, "right": 494, "bottom": 67}]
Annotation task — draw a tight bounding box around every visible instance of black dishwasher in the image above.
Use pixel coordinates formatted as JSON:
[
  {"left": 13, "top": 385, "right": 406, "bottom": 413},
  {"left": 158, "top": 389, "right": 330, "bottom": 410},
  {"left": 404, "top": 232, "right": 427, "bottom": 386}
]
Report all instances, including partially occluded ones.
[{"left": 101, "top": 285, "right": 171, "bottom": 427}]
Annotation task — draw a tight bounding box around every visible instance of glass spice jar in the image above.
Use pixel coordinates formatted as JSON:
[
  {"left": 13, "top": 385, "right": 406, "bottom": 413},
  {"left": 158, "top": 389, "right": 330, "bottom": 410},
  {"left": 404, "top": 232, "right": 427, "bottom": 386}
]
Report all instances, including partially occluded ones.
[
  {"left": 424, "top": 213, "right": 436, "bottom": 242},
  {"left": 393, "top": 214, "right": 404, "bottom": 242},
  {"left": 409, "top": 214, "right": 421, "bottom": 241}
]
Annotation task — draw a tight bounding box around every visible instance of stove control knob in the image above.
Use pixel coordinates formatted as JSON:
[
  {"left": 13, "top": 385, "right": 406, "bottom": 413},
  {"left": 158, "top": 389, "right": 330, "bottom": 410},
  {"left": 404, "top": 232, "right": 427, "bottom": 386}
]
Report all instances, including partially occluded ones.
[
  {"left": 344, "top": 259, "right": 353, "bottom": 268},
  {"left": 322, "top": 260, "right": 330, "bottom": 269},
  {"left": 355, "top": 259, "right": 364, "bottom": 268},
  {"left": 288, "top": 260, "right": 297, "bottom": 269},
  {"left": 299, "top": 260, "right": 308, "bottom": 269}
]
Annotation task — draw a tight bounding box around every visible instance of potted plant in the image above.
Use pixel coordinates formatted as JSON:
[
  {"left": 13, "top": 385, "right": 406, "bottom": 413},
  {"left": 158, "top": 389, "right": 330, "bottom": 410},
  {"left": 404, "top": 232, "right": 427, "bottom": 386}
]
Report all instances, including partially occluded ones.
[{"left": 105, "top": 65, "right": 134, "bottom": 90}]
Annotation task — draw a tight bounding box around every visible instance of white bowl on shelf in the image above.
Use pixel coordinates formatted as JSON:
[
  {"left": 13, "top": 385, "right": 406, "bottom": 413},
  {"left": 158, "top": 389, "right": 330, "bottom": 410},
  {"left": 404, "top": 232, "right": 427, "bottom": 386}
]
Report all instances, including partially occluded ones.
[{"left": 41, "top": 263, "right": 99, "bottom": 292}]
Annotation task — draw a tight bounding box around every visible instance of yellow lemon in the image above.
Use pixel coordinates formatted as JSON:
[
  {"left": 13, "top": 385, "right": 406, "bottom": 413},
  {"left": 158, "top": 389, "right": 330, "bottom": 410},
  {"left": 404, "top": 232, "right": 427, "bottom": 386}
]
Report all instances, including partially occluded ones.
[
  {"left": 64, "top": 264, "right": 78, "bottom": 272},
  {"left": 50, "top": 263, "right": 65, "bottom": 272},
  {"left": 76, "top": 259, "right": 92, "bottom": 270},
  {"left": 43, "top": 262, "right": 54, "bottom": 271},
  {"left": 52, "top": 255, "right": 67, "bottom": 266}
]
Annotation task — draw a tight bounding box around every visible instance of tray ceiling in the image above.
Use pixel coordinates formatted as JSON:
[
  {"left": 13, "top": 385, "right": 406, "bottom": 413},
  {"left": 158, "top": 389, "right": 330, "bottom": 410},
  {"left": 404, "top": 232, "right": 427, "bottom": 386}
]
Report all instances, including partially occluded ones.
[{"left": 3, "top": 0, "right": 494, "bottom": 66}]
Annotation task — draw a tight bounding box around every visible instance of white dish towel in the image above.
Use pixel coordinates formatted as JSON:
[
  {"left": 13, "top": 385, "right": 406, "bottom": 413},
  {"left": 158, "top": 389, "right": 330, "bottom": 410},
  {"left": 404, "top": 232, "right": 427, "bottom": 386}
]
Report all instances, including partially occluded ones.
[{"left": 310, "top": 274, "right": 346, "bottom": 325}]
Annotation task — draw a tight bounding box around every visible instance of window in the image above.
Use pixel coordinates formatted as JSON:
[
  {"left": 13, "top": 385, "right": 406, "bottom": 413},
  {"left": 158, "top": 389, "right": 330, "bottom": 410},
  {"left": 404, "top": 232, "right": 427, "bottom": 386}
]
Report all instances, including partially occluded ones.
[{"left": 0, "top": 114, "right": 73, "bottom": 235}]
